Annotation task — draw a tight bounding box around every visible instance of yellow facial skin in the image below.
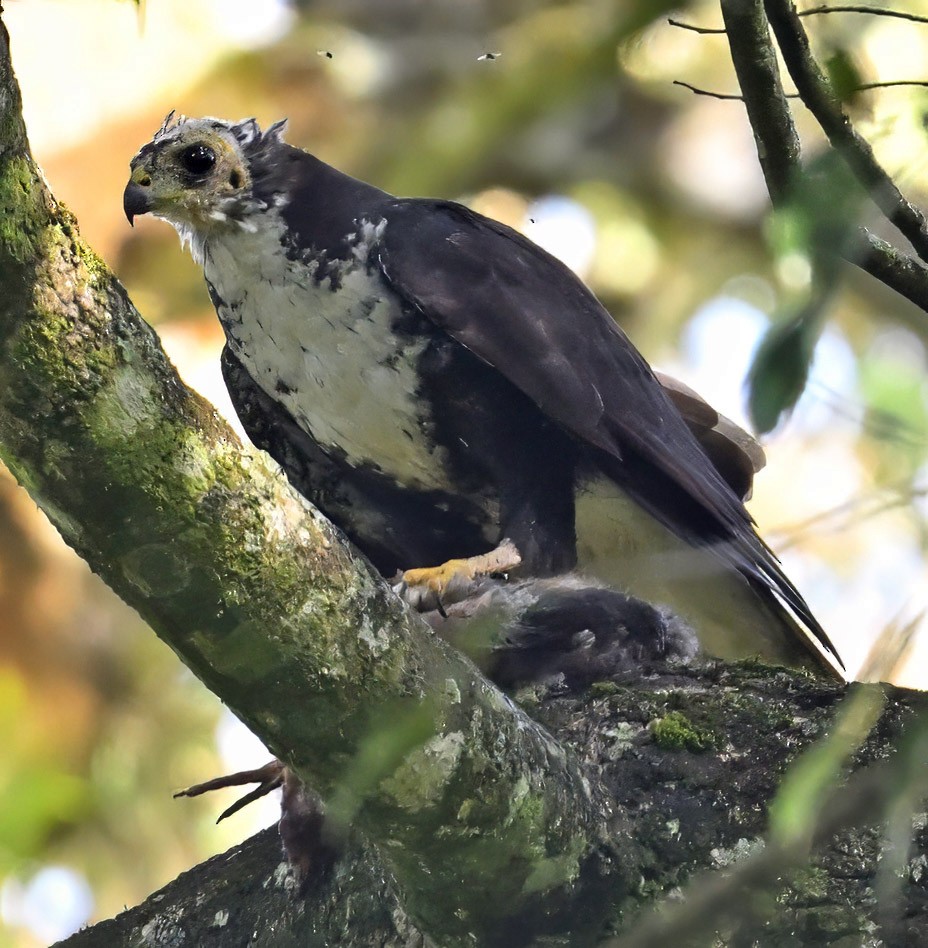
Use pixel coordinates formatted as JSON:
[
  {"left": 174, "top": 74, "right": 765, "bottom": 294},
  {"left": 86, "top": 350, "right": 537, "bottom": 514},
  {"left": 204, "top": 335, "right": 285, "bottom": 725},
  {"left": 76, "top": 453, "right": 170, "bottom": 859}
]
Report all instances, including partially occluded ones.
[{"left": 126, "top": 125, "right": 252, "bottom": 233}]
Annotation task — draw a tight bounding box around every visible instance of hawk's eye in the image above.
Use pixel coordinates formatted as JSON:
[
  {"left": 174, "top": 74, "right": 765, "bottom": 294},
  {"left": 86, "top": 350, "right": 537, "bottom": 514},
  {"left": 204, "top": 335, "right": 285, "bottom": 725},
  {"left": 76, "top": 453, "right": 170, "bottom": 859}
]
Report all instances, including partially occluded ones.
[{"left": 179, "top": 144, "right": 216, "bottom": 176}]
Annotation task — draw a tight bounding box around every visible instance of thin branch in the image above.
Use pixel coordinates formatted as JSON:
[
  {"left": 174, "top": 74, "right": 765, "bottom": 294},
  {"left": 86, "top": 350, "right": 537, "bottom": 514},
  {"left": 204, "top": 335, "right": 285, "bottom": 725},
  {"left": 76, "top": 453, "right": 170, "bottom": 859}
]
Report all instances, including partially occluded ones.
[
  {"left": 673, "top": 80, "right": 743, "bottom": 100},
  {"left": 770, "top": 482, "right": 928, "bottom": 550},
  {"left": 856, "top": 79, "right": 928, "bottom": 91},
  {"left": 801, "top": 4, "right": 928, "bottom": 25},
  {"left": 669, "top": 5, "right": 928, "bottom": 34},
  {"left": 806, "top": 381, "right": 927, "bottom": 447},
  {"left": 667, "top": 17, "right": 725, "bottom": 34},
  {"left": 764, "top": 0, "right": 928, "bottom": 263},
  {"left": 675, "top": 79, "right": 928, "bottom": 101}
]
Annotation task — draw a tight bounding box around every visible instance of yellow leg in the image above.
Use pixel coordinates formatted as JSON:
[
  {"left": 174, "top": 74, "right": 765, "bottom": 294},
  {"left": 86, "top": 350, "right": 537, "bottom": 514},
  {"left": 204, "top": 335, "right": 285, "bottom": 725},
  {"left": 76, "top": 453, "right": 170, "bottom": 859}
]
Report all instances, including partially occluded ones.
[{"left": 398, "top": 539, "right": 522, "bottom": 611}]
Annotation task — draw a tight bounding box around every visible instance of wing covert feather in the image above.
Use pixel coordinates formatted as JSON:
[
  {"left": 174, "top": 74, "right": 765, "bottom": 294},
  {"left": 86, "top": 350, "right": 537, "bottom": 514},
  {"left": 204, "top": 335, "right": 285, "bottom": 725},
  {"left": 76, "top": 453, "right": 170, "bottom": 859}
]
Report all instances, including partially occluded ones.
[
  {"left": 379, "top": 199, "right": 746, "bottom": 529},
  {"left": 376, "top": 199, "right": 840, "bottom": 664}
]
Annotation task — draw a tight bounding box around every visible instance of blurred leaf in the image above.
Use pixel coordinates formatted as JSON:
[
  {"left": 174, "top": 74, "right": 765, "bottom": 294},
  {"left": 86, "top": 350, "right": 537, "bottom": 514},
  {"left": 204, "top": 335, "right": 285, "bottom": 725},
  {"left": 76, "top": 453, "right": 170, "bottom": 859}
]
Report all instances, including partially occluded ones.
[
  {"left": 766, "top": 151, "right": 863, "bottom": 262},
  {"left": 753, "top": 151, "right": 864, "bottom": 432},
  {"left": 768, "top": 683, "right": 885, "bottom": 848},
  {"left": 747, "top": 309, "right": 821, "bottom": 433},
  {"left": 325, "top": 699, "right": 438, "bottom": 831},
  {"left": 824, "top": 48, "right": 864, "bottom": 106},
  {"left": 859, "top": 341, "right": 928, "bottom": 475},
  {"left": 873, "top": 690, "right": 928, "bottom": 925},
  {"left": 0, "top": 771, "right": 89, "bottom": 871}
]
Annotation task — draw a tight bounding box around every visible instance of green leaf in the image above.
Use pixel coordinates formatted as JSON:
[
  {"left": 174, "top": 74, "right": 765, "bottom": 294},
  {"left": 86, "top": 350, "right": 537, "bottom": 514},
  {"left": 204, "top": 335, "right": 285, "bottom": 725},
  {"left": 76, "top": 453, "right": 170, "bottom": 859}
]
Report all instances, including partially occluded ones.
[
  {"left": 824, "top": 48, "right": 864, "bottom": 106},
  {"left": 768, "top": 683, "right": 885, "bottom": 848},
  {"left": 766, "top": 151, "right": 863, "bottom": 262},
  {"left": 325, "top": 698, "right": 439, "bottom": 831},
  {"left": 747, "top": 311, "right": 820, "bottom": 434},
  {"left": 0, "top": 770, "right": 89, "bottom": 869}
]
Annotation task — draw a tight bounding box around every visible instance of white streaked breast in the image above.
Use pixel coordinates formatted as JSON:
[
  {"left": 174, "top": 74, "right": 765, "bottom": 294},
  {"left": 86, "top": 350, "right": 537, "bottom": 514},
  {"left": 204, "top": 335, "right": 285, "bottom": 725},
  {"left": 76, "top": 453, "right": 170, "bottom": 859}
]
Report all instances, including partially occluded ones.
[{"left": 202, "top": 215, "right": 451, "bottom": 492}]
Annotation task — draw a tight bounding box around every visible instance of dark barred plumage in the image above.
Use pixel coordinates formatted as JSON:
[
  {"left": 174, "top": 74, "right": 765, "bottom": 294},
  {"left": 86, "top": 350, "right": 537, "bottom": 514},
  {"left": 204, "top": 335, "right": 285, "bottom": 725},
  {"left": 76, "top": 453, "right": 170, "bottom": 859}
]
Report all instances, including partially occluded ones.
[{"left": 125, "top": 115, "right": 844, "bottom": 677}]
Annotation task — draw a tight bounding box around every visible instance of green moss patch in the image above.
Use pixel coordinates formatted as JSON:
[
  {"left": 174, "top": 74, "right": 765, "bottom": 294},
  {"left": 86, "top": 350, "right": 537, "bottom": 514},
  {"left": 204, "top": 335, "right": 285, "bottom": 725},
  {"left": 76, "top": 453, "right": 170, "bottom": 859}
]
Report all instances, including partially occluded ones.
[{"left": 649, "top": 711, "right": 714, "bottom": 752}]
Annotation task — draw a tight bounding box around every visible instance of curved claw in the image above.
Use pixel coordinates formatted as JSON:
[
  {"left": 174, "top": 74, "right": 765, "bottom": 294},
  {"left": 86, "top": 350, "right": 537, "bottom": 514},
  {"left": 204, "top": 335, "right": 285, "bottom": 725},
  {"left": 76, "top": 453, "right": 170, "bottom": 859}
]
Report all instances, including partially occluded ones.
[{"left": 174, "top": 759, "right": 284, "bottom": 822}]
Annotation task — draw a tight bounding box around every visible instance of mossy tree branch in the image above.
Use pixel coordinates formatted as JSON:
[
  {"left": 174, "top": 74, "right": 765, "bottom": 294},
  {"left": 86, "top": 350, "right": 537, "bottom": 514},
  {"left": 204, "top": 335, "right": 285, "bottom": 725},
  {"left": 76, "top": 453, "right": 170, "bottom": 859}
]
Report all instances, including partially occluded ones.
[
  {"left": 0, "top": 15, "right": 629, "bottom": 945},
  {"left": 57, "top": 665, "right": 928, "bottom": 948}
]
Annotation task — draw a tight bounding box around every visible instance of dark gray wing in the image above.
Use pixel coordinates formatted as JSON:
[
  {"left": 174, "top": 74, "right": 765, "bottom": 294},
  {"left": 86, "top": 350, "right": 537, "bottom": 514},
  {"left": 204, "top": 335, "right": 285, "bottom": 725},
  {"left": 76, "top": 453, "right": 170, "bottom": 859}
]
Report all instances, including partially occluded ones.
[{"left": 377, "top": 199, "right": 841, "bottom": 665}]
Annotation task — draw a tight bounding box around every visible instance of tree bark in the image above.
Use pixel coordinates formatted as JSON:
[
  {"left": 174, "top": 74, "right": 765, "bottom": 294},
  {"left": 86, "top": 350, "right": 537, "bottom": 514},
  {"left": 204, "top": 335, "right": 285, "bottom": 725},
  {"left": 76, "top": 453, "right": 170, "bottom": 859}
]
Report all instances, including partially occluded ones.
[
  {"left": 57, "top": 665, "right": 928, "bottom": 947},
  {"left": 58, "top": 827, "right": 431, "bottom": 948}
]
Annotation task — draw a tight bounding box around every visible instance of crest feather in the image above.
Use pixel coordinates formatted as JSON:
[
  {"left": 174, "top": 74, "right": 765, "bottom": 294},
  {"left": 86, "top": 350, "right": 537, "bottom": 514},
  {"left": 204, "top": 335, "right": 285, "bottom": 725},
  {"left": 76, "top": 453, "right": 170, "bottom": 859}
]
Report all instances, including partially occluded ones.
[
  {"left": 228, "top": 117, "right": 289, "bottom": 150},
  {"left": 230, "top": 118, "right": 261, "bottom": 146},
  {"left": 264, "top": 119, "right": 289, "bottom": 143},
  {"left": 154, "top": 110, "right": 182, "bottom": 140}
]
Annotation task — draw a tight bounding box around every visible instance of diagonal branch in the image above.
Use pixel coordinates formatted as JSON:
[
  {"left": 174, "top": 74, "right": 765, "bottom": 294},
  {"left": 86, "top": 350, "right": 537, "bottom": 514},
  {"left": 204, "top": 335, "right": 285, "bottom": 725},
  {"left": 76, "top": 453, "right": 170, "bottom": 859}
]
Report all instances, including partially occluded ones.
[
  {"left": 675, "top": 79, "right": 928, "bottom": 100},
  {"left": 764, "top": 0, "right": 928, "bottom": 264},
  {"left": 857, "top": 228, "right": 928, "bottom": 313},
  {"left": 718, "top": 0, "right": 928, "bottom": 316}
]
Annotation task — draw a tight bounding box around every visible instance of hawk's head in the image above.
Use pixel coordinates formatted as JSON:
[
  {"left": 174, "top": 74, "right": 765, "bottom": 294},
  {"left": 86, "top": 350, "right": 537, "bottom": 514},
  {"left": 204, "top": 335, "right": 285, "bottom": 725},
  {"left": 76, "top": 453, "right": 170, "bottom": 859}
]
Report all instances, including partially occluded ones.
[{"left": 123, "top": 113, "right": 288, "bottom": 238}]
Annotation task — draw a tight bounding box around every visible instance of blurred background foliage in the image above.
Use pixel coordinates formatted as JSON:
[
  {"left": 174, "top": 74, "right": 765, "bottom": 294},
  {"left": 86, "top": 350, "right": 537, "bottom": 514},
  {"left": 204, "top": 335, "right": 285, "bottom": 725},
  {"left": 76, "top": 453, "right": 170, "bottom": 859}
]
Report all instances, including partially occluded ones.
[{"left": 3, "top": 0, "right": 928, "bottom": 942}]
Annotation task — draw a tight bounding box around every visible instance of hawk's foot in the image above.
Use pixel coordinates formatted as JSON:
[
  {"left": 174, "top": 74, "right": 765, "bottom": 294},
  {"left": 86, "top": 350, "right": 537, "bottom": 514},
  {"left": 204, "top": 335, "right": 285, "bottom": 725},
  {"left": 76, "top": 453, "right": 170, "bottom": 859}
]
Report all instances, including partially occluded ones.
[
  {"left": 175, "top": 760, "right": 336, "bottom": 887},
  {"left": 395, "top": 538, "right": 522, "bottom": 612},
  {"left": 174, "top": 759, "right": 284, "bottom": 823}
]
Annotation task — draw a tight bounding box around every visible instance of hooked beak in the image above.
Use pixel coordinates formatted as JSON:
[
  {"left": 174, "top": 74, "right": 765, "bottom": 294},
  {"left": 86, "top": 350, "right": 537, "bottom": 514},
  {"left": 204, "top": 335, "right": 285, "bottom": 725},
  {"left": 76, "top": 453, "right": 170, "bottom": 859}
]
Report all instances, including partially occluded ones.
[{"left": 123, "top": 178, "right": 151, "bottom": 227}]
